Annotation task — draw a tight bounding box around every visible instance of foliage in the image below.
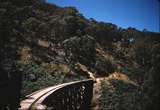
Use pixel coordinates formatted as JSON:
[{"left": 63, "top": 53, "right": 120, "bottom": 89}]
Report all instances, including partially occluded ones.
[
  {"left": 94, "top": 57, "right": 116, "bottom": 75},
  {"left": 142, "top": 42, "right": 160, "bottom": 110},
  {"left": 120, "top": 67, "right": 145, "bottom": 82},
  {"left": 16, "top": 60, "right": 85, "bottom": 98},
  {"left": 100, "top": 78, "right": 142, "bottom": 110},
  {"left": 63, "top": 35, "right": 96, "bottom": 66},
  {"left": 0, "top": 0, "right": 160, "bottom": 109}
]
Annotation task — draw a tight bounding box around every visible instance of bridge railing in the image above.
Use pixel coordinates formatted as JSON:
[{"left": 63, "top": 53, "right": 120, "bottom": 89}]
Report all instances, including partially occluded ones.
[{"left": 20, "top": 79, "right": 94, "bottom": 110}]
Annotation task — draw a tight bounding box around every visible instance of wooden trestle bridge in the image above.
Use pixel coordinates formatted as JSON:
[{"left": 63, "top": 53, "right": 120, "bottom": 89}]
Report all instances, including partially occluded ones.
[{"left": 19, "top": 79, "right": 94, "bottom": 110}]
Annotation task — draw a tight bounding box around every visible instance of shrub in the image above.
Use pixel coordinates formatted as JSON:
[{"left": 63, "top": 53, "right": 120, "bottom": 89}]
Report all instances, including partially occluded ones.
[
  {"left": 16, "top": 60, "right": 86, "bottom": 98},
  {"left": 63, "top": 35, "right": 96, "bottom": 66},
  {"left": 100, "top": 78, "right": 142, "bottom": 110},
  {"left": 94, "top": 57, "right": 116, "bottom": 76}
]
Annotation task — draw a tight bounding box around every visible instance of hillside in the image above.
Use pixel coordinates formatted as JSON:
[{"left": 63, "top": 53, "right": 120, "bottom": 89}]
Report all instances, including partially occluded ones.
[{"left": 0, "top": 0, "right": 160, "bottom": 109}]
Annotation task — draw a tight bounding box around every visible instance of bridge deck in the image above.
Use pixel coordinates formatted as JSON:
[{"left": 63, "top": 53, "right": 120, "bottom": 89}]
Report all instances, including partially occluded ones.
[{"left": 19, "top": 79, "right": 94, "bottom": 110}]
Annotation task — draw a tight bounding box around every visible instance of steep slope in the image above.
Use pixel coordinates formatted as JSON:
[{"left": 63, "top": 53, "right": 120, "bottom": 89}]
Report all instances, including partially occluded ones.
[{"left": 0, "top": 0, "right": 160, "bottom": 109}]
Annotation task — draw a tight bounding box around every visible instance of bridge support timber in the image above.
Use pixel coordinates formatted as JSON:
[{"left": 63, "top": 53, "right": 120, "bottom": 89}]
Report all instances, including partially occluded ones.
[{"left": 19, "top": 79, "right": 94, "bottom": 110}]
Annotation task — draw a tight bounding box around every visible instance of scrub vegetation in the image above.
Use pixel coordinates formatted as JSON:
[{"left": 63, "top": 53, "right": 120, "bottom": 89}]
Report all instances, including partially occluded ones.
[{"left": 0, "top": 0, "right": 160, "bottom": 109}]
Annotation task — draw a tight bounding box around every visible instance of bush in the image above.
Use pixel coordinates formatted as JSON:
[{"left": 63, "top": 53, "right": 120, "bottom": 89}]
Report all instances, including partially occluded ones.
[
  {"left": 16, "top": 60, "right": 84, "bottom": 98},
  {"left": 120, "top": 67, "right": 145, "bottom": 82},
  {"left": 94, "top": 57, "right": 116, "bottom": 76},
  {"left": 63, "top": 35, "right": 96, "bottom": 66},
  {"left": 100, "top": 78, "right": 142, "bottom": 110}
]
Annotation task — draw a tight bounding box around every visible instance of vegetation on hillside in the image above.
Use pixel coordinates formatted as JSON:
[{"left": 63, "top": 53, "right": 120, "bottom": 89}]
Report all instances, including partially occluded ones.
[{"left": 0, "top": 0, "right": 160, "bottom": 109}]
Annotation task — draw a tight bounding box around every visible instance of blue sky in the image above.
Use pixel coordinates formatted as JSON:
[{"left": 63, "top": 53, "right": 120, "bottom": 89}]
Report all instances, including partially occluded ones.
[{"left": 47, "top": 0, "right": 160, "bottom": 32}]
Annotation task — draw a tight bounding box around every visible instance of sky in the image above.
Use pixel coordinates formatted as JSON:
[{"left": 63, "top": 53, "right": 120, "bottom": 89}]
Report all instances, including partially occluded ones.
[{"left": 47, "top": 0, "right": 160, "bottom": 32}]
